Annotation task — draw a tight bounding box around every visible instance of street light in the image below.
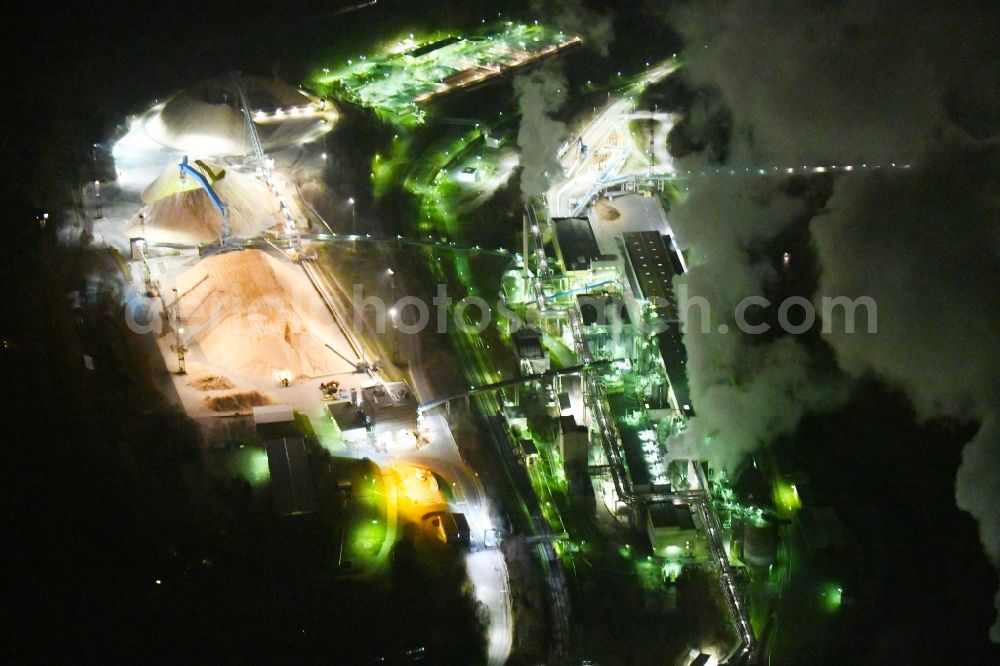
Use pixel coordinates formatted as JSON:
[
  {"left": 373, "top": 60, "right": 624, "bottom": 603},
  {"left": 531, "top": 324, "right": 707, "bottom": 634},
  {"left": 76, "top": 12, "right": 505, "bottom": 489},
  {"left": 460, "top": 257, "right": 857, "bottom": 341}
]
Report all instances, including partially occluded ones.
[
  {"left": 347, "top": 197, "right": 358, "bottom": 261},
  {"left": 383, "top": 267, "right": 397, "bottom": 319},
  {"left": 93, "top": 179, "right": 103, "bottom": 219}
]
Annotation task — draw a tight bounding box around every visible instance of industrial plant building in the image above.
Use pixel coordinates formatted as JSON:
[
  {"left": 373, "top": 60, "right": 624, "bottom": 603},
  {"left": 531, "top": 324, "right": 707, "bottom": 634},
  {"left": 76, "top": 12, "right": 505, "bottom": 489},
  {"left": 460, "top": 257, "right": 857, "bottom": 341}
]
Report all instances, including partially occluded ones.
[{"left": 360, "top": 382, "right": 419, "bottom": 436}]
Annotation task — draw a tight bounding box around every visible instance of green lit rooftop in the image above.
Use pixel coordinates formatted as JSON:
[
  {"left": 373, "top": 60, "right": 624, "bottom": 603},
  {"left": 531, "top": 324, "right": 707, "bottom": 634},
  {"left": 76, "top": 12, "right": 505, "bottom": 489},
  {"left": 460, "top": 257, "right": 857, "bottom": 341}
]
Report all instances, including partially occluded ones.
[{"left": 310, "top": 21, "right": 581, "bottom": 124}]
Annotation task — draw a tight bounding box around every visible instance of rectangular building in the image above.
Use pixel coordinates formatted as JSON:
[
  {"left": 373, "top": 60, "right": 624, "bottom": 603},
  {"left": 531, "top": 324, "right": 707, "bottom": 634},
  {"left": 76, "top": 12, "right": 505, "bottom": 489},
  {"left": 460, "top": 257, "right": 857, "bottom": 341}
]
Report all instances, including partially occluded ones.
[
  {"left": 360, "top": 382, "right": 418, "bottom": 436},
  {"left": 620, "top": 231, "right": 694, "bottom": 416},
  {"left": 646, "top": 502, "right": 698, "bottom": 558},
  {"left": 554, "top": 217, "right": 603, "bottom": 272},
  {"left": 265, "top": 436, "right": 317, "bottom": 516},
  {"left": 622, "top": 231, "right": 681, "bottom": 321},
  {"left": 327, "top": 400, "right": 368, "bottom": 443},
  {"left": 559, "top": 415, "right": 589, "bottom": 475},
  {"left": 512, "top": 327, "right": 549, "bottom": 374},
  {"left": 657, "top": 326, "right": 693, "bottom": 417}
]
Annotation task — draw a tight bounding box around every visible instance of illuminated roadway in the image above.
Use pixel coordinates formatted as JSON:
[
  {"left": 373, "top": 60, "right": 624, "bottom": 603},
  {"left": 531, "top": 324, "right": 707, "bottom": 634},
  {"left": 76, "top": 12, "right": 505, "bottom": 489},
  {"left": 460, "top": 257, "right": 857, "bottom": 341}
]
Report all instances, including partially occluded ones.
[
  {"left": 417, "top": 243, "right": 571, "bottom": 663},
  {"left": 547, "top": 60, "right": 679, "bottom": 217},
  {"left": 386, "top": 415, "right": 514, "bottom": 666},
  {"left": 455, "top": 341, "right": 572, "bottom": 664},
  {"left": 302, "top": 244, "right": 516, "bottom": 664}
]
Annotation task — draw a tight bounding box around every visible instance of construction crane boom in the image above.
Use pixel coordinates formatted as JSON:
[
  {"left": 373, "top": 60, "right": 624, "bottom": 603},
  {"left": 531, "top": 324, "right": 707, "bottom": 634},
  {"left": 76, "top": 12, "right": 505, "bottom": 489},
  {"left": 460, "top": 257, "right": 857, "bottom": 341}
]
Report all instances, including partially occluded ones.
[{"left": 230, "top": 71, "right": 268, "bottom": 174}]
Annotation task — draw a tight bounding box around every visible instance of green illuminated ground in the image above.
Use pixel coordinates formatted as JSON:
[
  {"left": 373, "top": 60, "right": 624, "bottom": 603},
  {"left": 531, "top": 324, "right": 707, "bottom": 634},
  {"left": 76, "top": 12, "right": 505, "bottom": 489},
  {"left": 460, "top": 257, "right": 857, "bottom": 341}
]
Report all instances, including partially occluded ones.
[
  {"left": 221, "top": 445, "right": 271, "bottom": 489},
  {"left": 311, "top": 30, "right": 744, "bottom": 655},
  {"left": 311, "top": 22, "right": 579, "bottom": 124},
  {"left": 312, "top": 456, "right": 392, "bottom": 575}
]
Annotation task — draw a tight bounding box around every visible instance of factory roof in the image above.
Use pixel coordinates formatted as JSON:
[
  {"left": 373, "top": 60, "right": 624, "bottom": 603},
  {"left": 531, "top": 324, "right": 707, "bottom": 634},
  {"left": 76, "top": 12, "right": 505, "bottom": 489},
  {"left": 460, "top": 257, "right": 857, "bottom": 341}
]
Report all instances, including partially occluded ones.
[
  {"left": 622, "top": 231, "right": 681, "bottom": 319},
  {"left": 265, "top": 436, "right": 316, "bottom": 516},
  {"left": 607, "top": 394, "right": 652, "bottom": 489},
  {"left": 648, "top": 503, "right": 695, "bottom": 530},
  {"left": 361, "top": 382, "right": 417, "bottom": 410},
  {"left": 512, "top": 327, "right": 545, "bottom": 360},
  {"left": 559, "top": 414, "right": 587, "bottom": 433},
  {"left": 657, "top": 324, "right": 693, "bottom": 416},
  {"left": 327, "top": 401, "right": 367, "bottom": 432},
  {"left": 554, "top": 217, "right": 603, "bottom": 271}
]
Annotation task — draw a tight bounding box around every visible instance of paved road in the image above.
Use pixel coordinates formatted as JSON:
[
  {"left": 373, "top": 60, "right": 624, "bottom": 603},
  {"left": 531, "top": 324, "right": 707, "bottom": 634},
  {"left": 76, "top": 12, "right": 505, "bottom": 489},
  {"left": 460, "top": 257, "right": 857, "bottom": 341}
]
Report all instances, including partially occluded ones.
[
  {"left": 372, "top": 414, "right": 514, "bottom": 665},
  {"left": 547, "top": 61, "right": 678, "bottom": 217}
]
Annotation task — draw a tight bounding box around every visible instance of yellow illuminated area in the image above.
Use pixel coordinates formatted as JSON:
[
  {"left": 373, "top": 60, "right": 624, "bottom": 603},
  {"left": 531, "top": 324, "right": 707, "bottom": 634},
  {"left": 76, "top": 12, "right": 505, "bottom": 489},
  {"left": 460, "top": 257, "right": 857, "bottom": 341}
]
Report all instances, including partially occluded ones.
[
  {"left": 387, "top": 462, "right": 483, "bottom": 547},
  {"left": 390, "top": 462, "right": 449, "bottom": 531},
  {"left": 395, "top": 463, "right": 445, "bottom": 506},
  {"left": 774, "top": 481, "right": 802, "bottom": 515}
]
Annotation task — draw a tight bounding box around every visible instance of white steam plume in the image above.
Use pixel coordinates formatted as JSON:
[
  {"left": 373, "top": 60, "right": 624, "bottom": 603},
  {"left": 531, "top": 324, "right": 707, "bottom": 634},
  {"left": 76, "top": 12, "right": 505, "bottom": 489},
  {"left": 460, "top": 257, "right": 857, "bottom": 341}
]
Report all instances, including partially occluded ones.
[
  {"left": 665, "top": 0, "right": 1000, "bottom": 639},
  {"left": 669, "top": 176, "right": 848, "bottom": 470},
  {"left": 814, "top": 139, "right": 1000, "bottom": 641},
  {"left": 514, "top": 64, "right": 568, "bottom": 202},
  {"left": 532, "top": 0, "right": 614, "bottom": 57}
]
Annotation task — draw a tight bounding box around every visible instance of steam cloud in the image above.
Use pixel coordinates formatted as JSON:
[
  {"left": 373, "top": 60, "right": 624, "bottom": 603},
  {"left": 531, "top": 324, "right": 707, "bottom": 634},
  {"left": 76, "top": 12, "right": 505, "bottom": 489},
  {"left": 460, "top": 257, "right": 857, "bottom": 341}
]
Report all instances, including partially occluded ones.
[
  {"left": 664, "top": 0, "right": 1000, "bottom": 640},
  {"left": 514, "top": 64, "right": 569, "bottom": 202},
  {"left": 668, "top": 176, "right": 848, "bottom": 470},
  {"left": 815, "top": 140, "right": 1000, "bottom": 642},
  {"left": 533, "top": 0, "right": 615, "bottom": 57}
]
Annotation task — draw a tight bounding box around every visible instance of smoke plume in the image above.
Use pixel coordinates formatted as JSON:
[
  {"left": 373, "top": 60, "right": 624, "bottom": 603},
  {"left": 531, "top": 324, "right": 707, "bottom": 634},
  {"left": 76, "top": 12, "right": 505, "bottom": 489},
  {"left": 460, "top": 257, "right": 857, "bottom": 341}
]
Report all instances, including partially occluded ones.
[
  {"left": 814, "top": 139, "right": 1000, "bottom": 642},
  {"left": 664, "top": 0, "right": 1000, "bottom": 639},
  {"left": 668, "top": 176, "right": 848, "bottom": 470},
  {"left": 532, "top": 0, "right": 614, "bottom": 57},
  {"left": 514, "top": 64, "right": 568, "bottom": 202}
]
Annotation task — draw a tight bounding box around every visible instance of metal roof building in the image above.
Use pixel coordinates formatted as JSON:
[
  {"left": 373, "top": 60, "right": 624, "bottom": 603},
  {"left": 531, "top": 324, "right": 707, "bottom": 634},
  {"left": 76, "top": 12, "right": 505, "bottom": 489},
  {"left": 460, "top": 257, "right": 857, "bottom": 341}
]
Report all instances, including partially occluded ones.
[
  {"left": 622, "top": 231, "right": 681, "bottom": 320},
  {"left": 360, "top": 382, "right": 418, "bottom": 436},
  {"left": 265, "top": 436, "right": 316, "bottom": 516},
  {"left": 554, "top": 217, "right": 604, "bottom": 271}
]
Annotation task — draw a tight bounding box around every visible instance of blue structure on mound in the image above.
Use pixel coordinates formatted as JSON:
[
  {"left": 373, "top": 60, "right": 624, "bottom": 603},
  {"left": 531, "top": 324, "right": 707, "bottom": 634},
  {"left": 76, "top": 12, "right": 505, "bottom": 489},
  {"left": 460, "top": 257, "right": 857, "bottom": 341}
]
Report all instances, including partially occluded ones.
[{"left": 178, "top": 155, "right": 230, "bottom": 240}]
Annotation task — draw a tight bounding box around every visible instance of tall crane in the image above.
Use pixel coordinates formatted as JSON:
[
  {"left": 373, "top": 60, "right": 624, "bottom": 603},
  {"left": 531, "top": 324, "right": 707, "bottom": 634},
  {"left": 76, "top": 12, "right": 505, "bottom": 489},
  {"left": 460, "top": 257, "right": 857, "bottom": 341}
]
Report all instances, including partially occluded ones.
[
  {"left": 230, "top": 71, "right": 268, "bottom": 176},
  {"left": 230, "top": 71, "right": 303, "bottom": 251}
]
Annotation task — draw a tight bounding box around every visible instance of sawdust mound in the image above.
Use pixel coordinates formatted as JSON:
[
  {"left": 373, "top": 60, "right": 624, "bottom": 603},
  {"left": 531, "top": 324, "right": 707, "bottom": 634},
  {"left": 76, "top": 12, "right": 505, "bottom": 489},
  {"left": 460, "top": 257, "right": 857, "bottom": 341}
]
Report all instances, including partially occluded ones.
[
  {"left": 125, "top": 163, "right": 281, "bottom": 244},
  {"left": 595, "top": 198, "right": 621, "bottom": 221},
  {"left": 187, "top": 372, "right": 236, "bottom": 391},
  {"left": 156, "top": 76, "right": 313, "bottom": 154},
  {"left": 175, "top": 249, "right": 348, "bottom": 380},
  {"left": 203, "top": 390, "right": 274, "bottom": 412}
]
